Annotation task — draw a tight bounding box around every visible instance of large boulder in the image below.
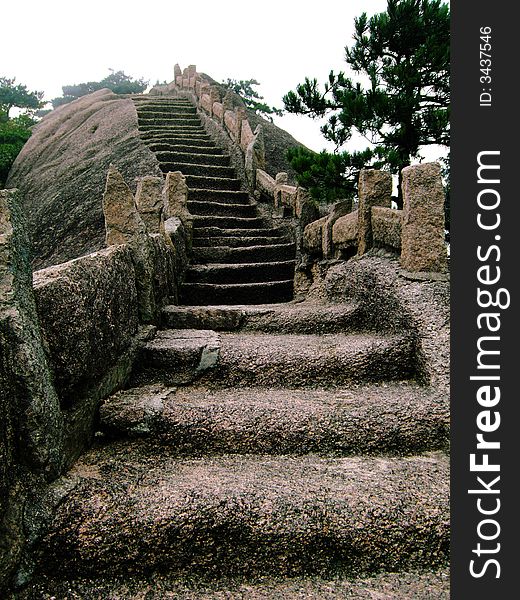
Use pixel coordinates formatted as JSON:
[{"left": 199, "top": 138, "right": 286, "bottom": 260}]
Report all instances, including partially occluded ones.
[{"left": 6, "top": 89, "right": 161, "bottom": 269}]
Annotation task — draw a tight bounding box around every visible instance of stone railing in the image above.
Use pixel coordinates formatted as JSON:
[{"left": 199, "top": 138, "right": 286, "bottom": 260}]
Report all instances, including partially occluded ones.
[
  {"left": 158, "top": 65, "right": 446, "bottom": 277},
  {"left": 303, "top": 163, "right": 448, "bottom": 275},
  {"left": 167, "top": 64, "right": 266, "bottom": 190}
]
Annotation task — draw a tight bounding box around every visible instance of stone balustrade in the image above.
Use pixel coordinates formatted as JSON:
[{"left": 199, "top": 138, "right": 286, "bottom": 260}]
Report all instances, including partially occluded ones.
[
  {"left": 168, "top": 64, "right": 446, "bottom": 275},
  {"left": 172, "top": 64, "right": 267, "bottom": 189},
  {"left": 303, "top": 163, "right": 447, "bottom": 274}
]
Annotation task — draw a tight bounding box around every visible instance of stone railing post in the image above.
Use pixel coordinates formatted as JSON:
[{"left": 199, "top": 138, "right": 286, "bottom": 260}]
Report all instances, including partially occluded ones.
[
  {"left": 135, "top": 176, "right": 164, "bottom": 234},
  {"left": 102, "top": 165, "right": 155, "bottom": 322},
  {"left": 163, "top": 171, "right": 193, "bottom": 247},
  {"left": 323, "top": 200, "right": 353, "bottom": 258},
  {"left": 400, "top": 162, "right": 447, "bottom": 273},
  {"left": 245, "top": 124, "right": 265, "bottom": 189},
  {"left": 357, "top": 169, "right": 392, "bottom": 255},
  {"left": 174, "top": 63, "right": 182, "bottom": 83},
  {"left": 208, "top": 86, "right": 220, "bottom": 117}
]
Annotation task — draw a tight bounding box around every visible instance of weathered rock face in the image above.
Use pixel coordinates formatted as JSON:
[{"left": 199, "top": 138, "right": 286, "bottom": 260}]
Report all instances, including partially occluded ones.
[
  {"left": 6, "top": 89, "right": 162, "bottom": 269},
  {"left": 307, "top": 255, "right": 450, "bottom": 390},
  {"left": 246, "top": 112, "right": 307, "bottom": 183},
  {"left": 33, "top": 245, "right": 139, "bottom": 407},
  {"left": 0, "top": 190, "right": 63, "bottom": 592}
]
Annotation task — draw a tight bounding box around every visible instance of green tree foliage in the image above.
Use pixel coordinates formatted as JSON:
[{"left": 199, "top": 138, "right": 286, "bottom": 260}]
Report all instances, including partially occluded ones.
[
  {"left": 0, "top": 77, "right": 44, "bottom": 119},
  {"left": 51, "top": 70, "right": 149, "bottom": 108},
  {"left": 0, "top": 77, "right": 43, "bottom": 187},
  {"left": 287, "top": 146, "right": 374, "bottom": 204},
  {"left": 283, "top": 0, "right": 450, "bottom": 205},
  {"left": 222, "top": 78, "right": 283, "bottom": 122}
]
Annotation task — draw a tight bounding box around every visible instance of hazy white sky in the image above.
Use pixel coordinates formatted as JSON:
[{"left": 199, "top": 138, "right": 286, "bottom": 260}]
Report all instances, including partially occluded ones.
[{"left": 4, "top": 0, "right": 393, "bottom": 152}]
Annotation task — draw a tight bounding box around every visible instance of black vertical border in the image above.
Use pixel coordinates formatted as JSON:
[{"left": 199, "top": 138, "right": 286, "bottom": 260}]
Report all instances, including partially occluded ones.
[{"left": 451, "top": 1, "right": 517, "bottom": 597}]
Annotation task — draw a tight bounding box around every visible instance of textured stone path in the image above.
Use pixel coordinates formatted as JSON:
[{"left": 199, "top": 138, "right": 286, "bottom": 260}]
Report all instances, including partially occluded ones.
[
  {"left": 133, "top": 95, "right": 295, "bottom": 305},
  {"left": 15, "top": 97, "right": 449, "bottom": 598}
]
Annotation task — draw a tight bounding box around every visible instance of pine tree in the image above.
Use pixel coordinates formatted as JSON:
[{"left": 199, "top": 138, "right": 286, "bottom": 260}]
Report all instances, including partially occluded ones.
[
  {"left": 52, "top": 70, "right": 148, "bottom": 108},
  {"left": 222, "top": 79, "right": 283, "bottom": 122},
  {"left": 283, "top": 0, "right": 450, "bottom": 205},
  {"left": 0, "top": 77, "right": 43, "bottom": 187}
]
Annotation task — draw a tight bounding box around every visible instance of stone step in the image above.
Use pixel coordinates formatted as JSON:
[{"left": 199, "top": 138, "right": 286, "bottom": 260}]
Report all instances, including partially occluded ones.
[
  {"left": 192, "top": 215, "right": 265, "bottom": 230},
  {"left": 136, "top": 107, "right": 197, "bottom": 116},
  {"left": 148, "top": 144, "right": 223, "bottom": 156},
  {"left": 189, "top": 189, "right": 250, "bottom": 204},
  {"left": 193, "top": 226, "right": 283, "bottom": 238},
  {"left": 18, "top": 569, "right": 451, "bottom": 599},
  {"left": 138, "top": 116, "right": 201, "bottom": 127},
  {"left": 155, "top": 150, "right": 229, "bottom": 164},
  {"left": 159, "top": 163, "right": 235, "bottom": 178},
  {"left": 144, "top": 137, "right": 217, "bottom": 149},
  {"left": 161, "top": 301, "right": 364, "bottom": 333},
  {"left": 139, "top": 124, "right": 207, "bottom": 133},
  {"left": 140, "top": 130, "right": 210, "bottom": 140},
  {"left": 33, "top": 443, "right": 449, "bottom": 579},
  {"left": 135, "top": 330, "right": 416, "bottom": 387},
  {"left": 141, "top": 132, "right": 213, "bottom": 143},
  {"left": 100, "top": 383, "right": 449, "bottom": 456},
  {"left": 192, "top": 235, "right": 290, "bottom": 248},
  {"left": 185, "top": 174, "right": 241, "bottom": 191},
  {"left": 185, "top": 260, "right": 296, "bottom": 285},
  {"left": 132, "top": 96, "right": 193, "bottom": 103},
  {"left": 180, "top": 280, "right": 294, "bottom": 305},
  {"left": 133, "top": 99, "right": 194, "bottom": 107},
  {"left": 192, "top": 242, "right": 296, "bottom": 264},
  {"left": 187, "top": 200, "right": 256, "bottom": 218}
]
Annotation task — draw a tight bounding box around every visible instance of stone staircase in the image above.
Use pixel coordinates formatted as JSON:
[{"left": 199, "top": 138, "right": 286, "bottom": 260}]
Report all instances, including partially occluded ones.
[
  {"left": 133, "top": 96, "right": 295, "bottom": 305},
  {"left": 19, "top": 295, "right": 450, "bottom": 598}
]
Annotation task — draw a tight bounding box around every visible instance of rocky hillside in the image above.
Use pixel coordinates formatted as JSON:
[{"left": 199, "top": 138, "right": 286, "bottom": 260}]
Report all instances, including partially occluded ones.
[
  {"left": 7, "top": 88, "right": 305, "bottom": 270},
  {"left": 7, "top": 89, "right": 161, "bottom": 269}
]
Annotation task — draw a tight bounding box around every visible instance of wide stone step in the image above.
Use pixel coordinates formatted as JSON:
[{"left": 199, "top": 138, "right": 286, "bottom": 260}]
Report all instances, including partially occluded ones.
[
  {"left": 192, "top": 215, "right": 265, "bottom": 230},
  {"left": 187, "top": 200, "right": 256, "bottom": 218},
  {"left": 101, "top": 383, "right": 449, "bottom": 455},
  {"left": 133, "top": 96, "right": 193, "bottom": 104},
  {"left": 192, "top": 235, "right": 290, "bottom": 248},
  {"left": 192, "top": 242, "right": 296, "bottom": 264},
  {"left": 193, "top": 226, "right": 283, "bottom": 238},
  {"left": 189, "top": 189, "right": 250, "bottom": 204},
  {"left": 136, "top": 330, "right": 416, "bottom": 387},
  {"left": 149, "top": 144, "right": 223, "bottom": 156},
  {"left": 162, "top": 162, "right": 235, "bottom": 178},
  {"left": 185, "top": 260, "right": 295, "bottom": 285},
  {"left": 155, "top": 151, "right": 229, "bottom": 164},
  {"left": 180, "top": 280, "right": 293, "bottom": 305},
  {"left": 161, "top": 301, "right": 364, "bottom": 333},
  {"left": 185, "top": 174, "right": 241, "bottom": 191},
  {"left": 18, "top": 569, "right": 451, "bottom": 599},
  {"left": 33, "top": 444, "right": 449, "bottom": 578}
]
